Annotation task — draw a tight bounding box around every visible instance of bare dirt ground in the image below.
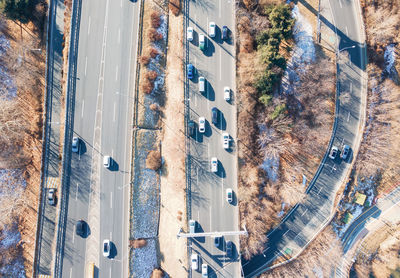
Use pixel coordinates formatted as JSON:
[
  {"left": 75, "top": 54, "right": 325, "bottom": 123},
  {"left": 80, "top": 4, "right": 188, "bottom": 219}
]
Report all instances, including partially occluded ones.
[
  {"left": 236, "top": 0, "right": 335, "bottom": 259},
  {"left": 157, "top": 6, "right": 188, "bottom": 277},
  {"left": 0, "top": 14, "right": 45, "bottom": 278}
]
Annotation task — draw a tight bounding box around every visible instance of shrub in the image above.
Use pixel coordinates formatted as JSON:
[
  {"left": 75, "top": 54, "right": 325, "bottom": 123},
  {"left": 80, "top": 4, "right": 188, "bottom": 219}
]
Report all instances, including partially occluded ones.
[
  {"left": 150, "top": 11, "right": 161, "bottom": 28},
  {"left": 146, "top": 70, "right": 158, "bottom": 81},
  {"left": 140, "top": 55, "right": 150, "bottom": 65},
  {"left": 141, "top": 79, "right": 154, "bottom": 94},
  {"left": 169, "top": 0, "right": 180, "bottom": 16},
  {"left": 240, "top": 32, "right": 254, "bottom": 53},
  {"left": 267, "top": 4, "right": 294, "bottom": 40},
  {"left": 151, "top": 268, "right": 164, "bottom": 278},
  {"left": 148, "top": 28, "right": 163, "bottom": 42},
  {"left": 270, "top": 103, "right": 287, "bottom": 120},
  {"left": 149, "top": 103, "right": 160, "bottom": 111},
  {"left": 129, "top": 239, "right": 147, "bottom": 248},
  {"left": 255, "top": 70, "right": 279, "bottom": 95},
  {"left": 146, "top": 150, "right": 162, "bottom": 170},
  {"left": 149, "top": 48, "right": 159, "bottom": 58},
  {"left": 259, "top": 94, "right": 272, "bottom": 106}
]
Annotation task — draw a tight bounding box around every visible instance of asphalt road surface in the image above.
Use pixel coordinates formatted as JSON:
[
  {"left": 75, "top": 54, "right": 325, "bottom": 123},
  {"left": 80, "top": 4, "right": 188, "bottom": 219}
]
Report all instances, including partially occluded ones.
[
  {"left": 186, "top": 0, "right": 240, "bottom": 277},
  {"left": 242, "top": 0, "right": 367, "bottom": 276},
  {"left": 61, "top": 0, "right": 140, "bottom": 277}
]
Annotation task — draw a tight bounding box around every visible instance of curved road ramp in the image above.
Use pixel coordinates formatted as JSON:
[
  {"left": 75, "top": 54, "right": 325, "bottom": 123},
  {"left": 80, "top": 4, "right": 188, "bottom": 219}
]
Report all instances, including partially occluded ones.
[{"left": 242, "top": 0, "right": 367, "bottom": 276}]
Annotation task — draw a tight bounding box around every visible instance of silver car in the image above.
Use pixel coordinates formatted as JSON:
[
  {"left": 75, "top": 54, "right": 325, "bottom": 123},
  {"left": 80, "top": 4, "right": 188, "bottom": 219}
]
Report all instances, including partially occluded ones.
[{"left": 341, "top": 145, "right": 350, "bottom": 160}]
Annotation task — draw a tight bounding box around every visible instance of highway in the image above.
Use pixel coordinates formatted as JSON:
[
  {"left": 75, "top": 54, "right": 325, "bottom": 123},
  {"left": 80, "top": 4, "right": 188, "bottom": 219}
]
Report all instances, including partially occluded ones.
[
  {"left": 242, "top": 0, "right": 367, "bottom": 276},
  {"left": 185, "top": 0, "right": 240, "bottom": 277},
  {"left": 61, "top": 0, "right": 140, "bottom": 277}
]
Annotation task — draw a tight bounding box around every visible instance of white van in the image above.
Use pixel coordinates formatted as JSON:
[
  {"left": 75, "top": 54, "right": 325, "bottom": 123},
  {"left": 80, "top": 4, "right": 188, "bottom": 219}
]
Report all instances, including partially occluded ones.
[
  {"left": 103, "top": 155, "right": 111, "bottom": 169},
  {"left": 199, "top": 77, "right": 205, "bottom": 93}
]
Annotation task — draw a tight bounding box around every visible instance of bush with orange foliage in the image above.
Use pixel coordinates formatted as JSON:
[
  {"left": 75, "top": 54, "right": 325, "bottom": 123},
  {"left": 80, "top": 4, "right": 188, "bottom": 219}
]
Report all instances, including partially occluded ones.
[
  {"left": 150, "top": 11, "right": 161, "bottom": 28},
  {"left": 141, "top": 79, "right": 154, "bottom": 94}
]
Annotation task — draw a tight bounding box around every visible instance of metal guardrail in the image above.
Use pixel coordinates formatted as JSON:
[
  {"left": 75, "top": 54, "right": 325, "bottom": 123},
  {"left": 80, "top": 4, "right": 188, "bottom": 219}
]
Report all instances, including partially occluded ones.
[
  {"left": 182, "top": 0, "right": 193, "bottom": 277},
  {"left": 32, "top": 0, "right": 54, "bottom": 275},
  {"left": 52, "top": 0, "right": 82, "bottom": 275}
]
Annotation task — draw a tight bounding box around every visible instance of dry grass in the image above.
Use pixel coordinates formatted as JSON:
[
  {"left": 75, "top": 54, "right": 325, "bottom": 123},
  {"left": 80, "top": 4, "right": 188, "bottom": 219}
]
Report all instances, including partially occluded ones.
[
  {"left": 236, "top": 0, "right": 335, "bottom": 258},
  {"left": 0, "top": 11, "right": 45, "bottom": 278},
  {"left": 261, "top": 226, "right": 342, "bottom": 277},
  {"left": 352, "top": 223, "right": 400, "bottom": 278},
  {"left": 146, "top": 150, "right": 162, "bottom": 170},
  {"left": 168, "top": 0, "right": 180, "bottom": 16}
]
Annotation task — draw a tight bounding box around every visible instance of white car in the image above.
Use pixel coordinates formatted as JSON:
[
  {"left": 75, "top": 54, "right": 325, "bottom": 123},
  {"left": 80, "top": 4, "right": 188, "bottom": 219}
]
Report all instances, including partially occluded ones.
[
  {"left": 222, "top": 133, "right": 230, "bottom": 149},
  {"left": 187, "top": 27, "right": 194, "bottom": 41},
  {"left": 72, "top": 137, "right": 80, "bottom": 153},
  {"left": 191, "top": 253, "right": 199, "bottom": 270},
  {"left": 199, "top": 34, "right": 205, "bottom": 50},
  {"left": 224, "top": 86, "right": 230, "bottom": 101},
  {"left": 328, "top": 146, "right": 339, "bottom": 160},
  {"left": 103, "top": 155, "right": 111, "bottom": 168},
  {"left": 199, "top": 117, "right": 205, "bottom": 133},
  {"left": 226, "top": 188, "right": 233, "bottom": 204},
  {"left": 211, "top": 157, "right": 218, "bottom": 173},
  {"left": 209, "top": 22, "right": 216, "bottom": 37},
  {"left": 103, "top": 239, "right": 111, "bottom": 257},
  {"left": 189, "top": 219, "right": 196, "bottom": 233},
  {"left": 202, "top": 263, "right": 208, "bottom": 277}
]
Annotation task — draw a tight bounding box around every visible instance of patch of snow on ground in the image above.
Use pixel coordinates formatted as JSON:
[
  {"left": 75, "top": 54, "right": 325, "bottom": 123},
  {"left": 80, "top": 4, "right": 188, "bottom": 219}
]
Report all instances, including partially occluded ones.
[
  {"left": 281, "top": 4, "right": 315, "bottom": 95},
  {"left": 130, "top": 238, "right": 158, "bottom": 278},
  {"left": 277, "top": 202, "right": 286, "bottom": 217},
  {"left": 260, "top": 155, "right": 279, "bottom": 182},
  {"left": 0, "top": 255, "right": 25, "bottom": 278},
  {"left": 0, "top": 35, "right": 10, "bottom": 56},
  {"left": 0, "top": 35, "right": 17, "bottom": 99},
  {"left": 384, "top": 44, "right": 396, "bottom": 74},
  {"left": 0, "top": 224, "right": 21, "bottom": 249}
]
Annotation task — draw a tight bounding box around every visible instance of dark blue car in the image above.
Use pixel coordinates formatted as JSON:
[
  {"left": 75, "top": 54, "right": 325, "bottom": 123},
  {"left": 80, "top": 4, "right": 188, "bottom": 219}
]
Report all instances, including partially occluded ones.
[{"left": 187, "top": 63, "right": 194, "bottom": 79}]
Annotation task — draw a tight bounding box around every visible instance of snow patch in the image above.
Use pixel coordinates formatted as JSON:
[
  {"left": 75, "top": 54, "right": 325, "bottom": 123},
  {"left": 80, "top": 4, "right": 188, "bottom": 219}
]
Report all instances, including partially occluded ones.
[
  {"left": 281, "top": 4, "right": 315, "bottom": 96},
  {"left": 384, "top": 44, "right": 396, "bottom": 74},
  {"left": 0, "top": 35, "right": 17, "bottom": 100},
  {"left": 260, "top": 155, "right": 279, "bottom": 182}
]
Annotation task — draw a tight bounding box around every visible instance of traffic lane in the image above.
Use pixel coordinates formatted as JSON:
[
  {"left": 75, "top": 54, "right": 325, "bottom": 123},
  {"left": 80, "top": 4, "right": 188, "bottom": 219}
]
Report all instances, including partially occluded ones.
[{"left": 62, "top": 147, "right": 94, "bottom": 276}]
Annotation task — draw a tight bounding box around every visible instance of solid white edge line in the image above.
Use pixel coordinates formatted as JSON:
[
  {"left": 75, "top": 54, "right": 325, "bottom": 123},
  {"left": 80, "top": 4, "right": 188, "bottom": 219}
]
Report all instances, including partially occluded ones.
[
  {"left": 110, "top": 191, "right": 113, "bottom": 209},
  {"left": 115, "top": 65, "right": 118, "bottom": 81},
  {"left": 88, "top": 16, "right": 91, "bottom": 35},
  {"left": 84, "top": 56, "right": 88, "bottom": 76},
  {"left": 81, "top": 100, "right": 84, "bottom": 118}
]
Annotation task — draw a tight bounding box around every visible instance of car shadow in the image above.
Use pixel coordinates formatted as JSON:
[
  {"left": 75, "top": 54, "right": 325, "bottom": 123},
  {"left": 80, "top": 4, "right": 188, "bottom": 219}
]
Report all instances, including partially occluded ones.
[
  {"left": 81, "top": 220, "right": 91, "bottom": 238},
  {"left": 204, "top": 120, "right": 212, "bottom": 137},
  {"left": 79, "top": 140, "right": 87, "bottom": 155},
  {"left": 215, "top": 160, "right": 226, "bottom": 178},
  {"left": 194, "top": 225, "right": 206, "bottom": 243},
  {"left": 109, "top": 158, "right": 119, "bottom": 172},
  {"left": 205, "top": 82, "right": 215, "bottom": 101},
  {"left": 109, "top": 241, "right": 117, "bottom": 259},
  {"left": 203, "top": 37, "right": 215, "bottom": 57},
  {"left": 214, "top": 109, "right": 226, "bottom": 130},
  {"left": 190, "top": 29, "right": 198, "bottom": 47}
]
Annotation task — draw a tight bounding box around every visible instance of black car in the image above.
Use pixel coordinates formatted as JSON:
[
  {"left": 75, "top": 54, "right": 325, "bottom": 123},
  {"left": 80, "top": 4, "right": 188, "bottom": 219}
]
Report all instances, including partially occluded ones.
[
  {"left": 76, "top": 220, "right": 86, "bottom": 237},
  {"left": 211, "top": 107, "right": 218, "bottom": 125},
  {"left": 222, "top": 26, "right": 228, "bottom": 40},
  {"left": 226, "top": 241, "right": 233, "bottom": 257},
  {"left": 188, "top": 121, "right": 195, "bottom": 137}
]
